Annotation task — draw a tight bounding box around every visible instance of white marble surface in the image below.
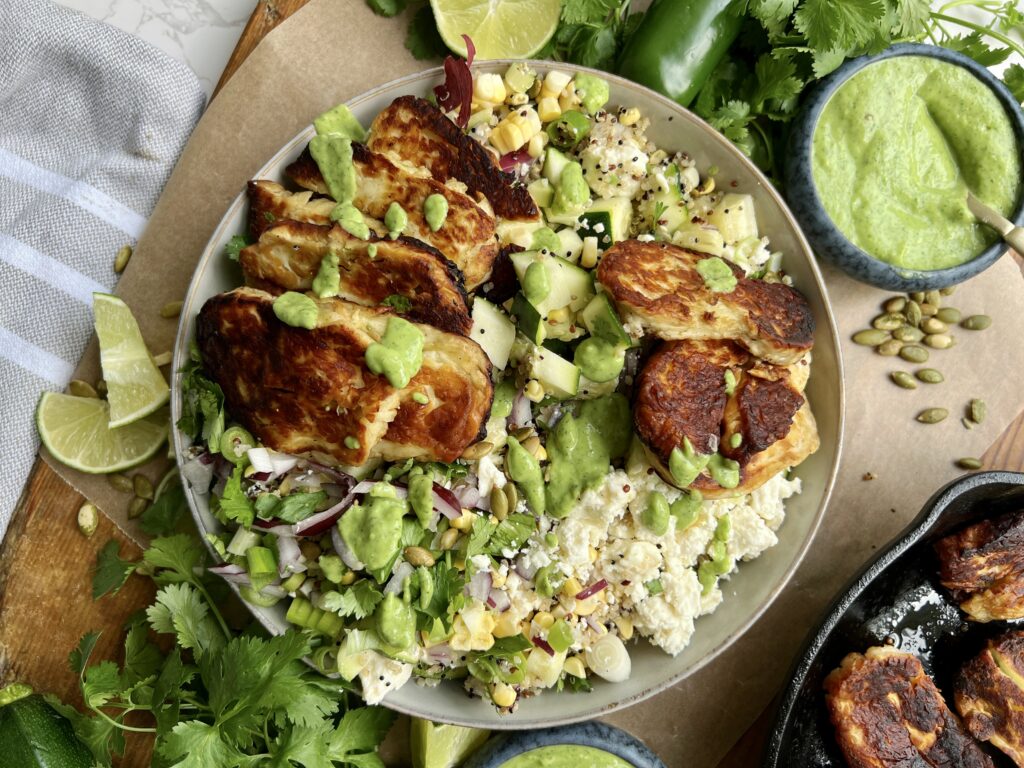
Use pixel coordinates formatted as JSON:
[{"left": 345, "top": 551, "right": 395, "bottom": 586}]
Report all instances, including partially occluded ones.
[{"left": 54, "top": 0, "right": 255, "bottom": 96}]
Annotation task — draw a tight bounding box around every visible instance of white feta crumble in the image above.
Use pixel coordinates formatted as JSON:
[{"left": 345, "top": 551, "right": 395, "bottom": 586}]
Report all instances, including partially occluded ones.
[{"left": 358, "top": 652, "right": 413, "bottom": 704}]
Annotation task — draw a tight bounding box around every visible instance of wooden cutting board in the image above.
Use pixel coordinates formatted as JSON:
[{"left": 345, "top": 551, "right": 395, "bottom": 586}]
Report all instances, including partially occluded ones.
[{"left": 2, "top": 2, "right": 1023, "bottom": 765}]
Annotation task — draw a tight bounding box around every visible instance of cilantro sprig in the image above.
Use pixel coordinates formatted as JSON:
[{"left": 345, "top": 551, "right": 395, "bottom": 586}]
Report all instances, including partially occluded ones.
[{"left": 69, "top": 534, "right": 395, "bottom": 767}]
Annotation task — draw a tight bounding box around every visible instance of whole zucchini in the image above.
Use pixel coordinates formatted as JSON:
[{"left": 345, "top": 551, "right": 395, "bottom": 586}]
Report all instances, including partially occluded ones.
[{"left": 0, "top": 693, "right": 93, "bottom": 768}]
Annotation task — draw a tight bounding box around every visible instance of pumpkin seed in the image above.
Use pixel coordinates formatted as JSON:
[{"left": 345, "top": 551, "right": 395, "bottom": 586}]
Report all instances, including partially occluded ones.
[
  {"left": 891, "top": 371, "right": 917, "bottom": 389},
  {"left": 95, "top": 379, "right": 107, "bottom": 398},
  {"left": 439, "top": 528, "right": 460, "bottom": 550},
  {"left": 915, "top": 368, "right": 944, "bottom": 384},
  {"left": 77, "top": 502, "right": 99, "bottom": 537},
  {"left": 160, "top": 300, "right": 183, "bottom": 318},
  {"left": 522, "top": 435, "right": 542, "bottom": 457},
  {"left": 404, "top": 546, "right": 435, "bottom": 567},
  {"left": 904, "top": 301, "right": 922, "bottom": 327},
  {"left": 939, "top": 286, "right": 956, "bottom": 296},
  {"left": 107, "top": 473, "right": 133, "bottom": 493},
  {"left": 899, "top": 344, "right": 929, "bottom": 363},
  {"left": 936, "top": 307, "right": 961, "bottom": 324},
  {"left": 133, "top": 474, "right": 154, "bottom": 500},
  {"left": 853, "top": 329, "right": 890, "bottom": 346},
  {"left": 925, "top": 290, "right": 942, "bottom": 307},
  {"left": 910, "top": 291, "right": 925, "bottom": 303},
  {"left": 924, "top": 333, "right": 952, "bottom": 349},
  {"left": 919, "top": 302, "right": 938, "bottom": 317},
  {"left": 962, "top": 314, "right": 992, "bottom": 331},
  {"left": 113, "top": 245, "right": 132, "bottom": 273},
  {"left": 884, "top": 297, "right": 907, "bottom": 313},
  {"left": 962, "top": 417, "right": 976, "bottom": 430},
  {"left": 503, "top": 483, "right": 519, "bottom": 512},
  {"left": 299, "top": 540, "right": 321, "bottom": 561},
  {"left": 956, "top": 457, "right": 982, "bottom": 470},
  {"left": 461, "top": 441, "right": 494, "bottom": 460},
  {"left": 128, "top": 496, "right": 148, "bottom": 519},
  {"left": 916, "top": 408, "right": 948, "bottom": 424},
  {"left": 893, "top": 326, "right": 924, "bottom": 343},
  {"left": 490, "top": 486, "right": 509, "bottom": 521},
  {"left": 970, "top": 398, "right": 986, "bottom": 424},
  {"left": 872, "top": 313, "right": 905, "bottom": 331},
  {"left": 921, "top": 317, "right": 947, "bottom": 335},
  {"left": 511, "top": 426, "right": 536, "bottom": 441},
  {"left": 68, "top": 379, "right": 98, "bottom": 398},
  {"left": 876, "top": 339, "right": 903, "bottom": 356}
]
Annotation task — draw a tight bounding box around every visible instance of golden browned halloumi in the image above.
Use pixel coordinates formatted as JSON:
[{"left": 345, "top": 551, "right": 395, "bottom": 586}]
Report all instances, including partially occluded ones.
[
  {"left": 597, "top": 240, "right": 814, "bottom": 366},
  {"left": 238, "top": 219, "right": 472, "bottom": 335},
  {"left": 247, "top": 180, "right": 336, "bottom": 239},
  {"left": 286, "top": 143, "right": 498, "bottom": 290},
  {"left": 936, "top": 511, "right": 1024, "bottom": 622},
  {"left": 196, "top": 288, "right": 492, "bottom": 467},
  {"left": 956, "top": 632, "right": 1024, "bottom": 766},
  {"left": 825, "top": 647, "right": 995, "bottom": 768},
  {"left": 368, "top": 95, "right": 539, "bottom": 221},
  {"left": 633, "top": 339, "right": 817, "bottom": 497}
]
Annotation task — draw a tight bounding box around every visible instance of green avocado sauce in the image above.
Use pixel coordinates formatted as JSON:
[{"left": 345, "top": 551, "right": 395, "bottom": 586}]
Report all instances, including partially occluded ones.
[
  {"left": 365, "top": 316, "right": 424, "bottom": 389},
  {"left": 574, "top": 337, "right": 625, "bottom": 383},
  {"left": 407, "top": 471, "right": 434, "bottom": 529},
  {"left": 331, "top": 202, "right": 371, "bottom": 240},
  {"left": 338, "top": 483, "right": 406, "bottom": 570},
  {"left": 531, "top": 226, "right": 562, "bottom": 254},
  {"left": 812, "top": 56, "right": 1021, "bottom": 270},
  {"left": 385, "top": 202, "right": 408, "bottom": 239},
  {"left": 552, "top": 161, "right": 588, "bottom": 215},
  {"left": 574, "top": 74, "right": 610, "bottom": 114},
  {"left": 272, "top": 291, "right": 318, "bottom": 329},
  {"left": 310, "top": 134, "right": 357, "bottom": 205},
  {"left": 523, "top": 261, "right": 551, "bottom": 305},
  {"left": 506, "top": 436, "right": 545, "bottom": 515},
  {"left": 668, "top": 437, "right": 711, "bottom": 487},
  {"left": 313, "top": 103, "right": 367, "bottom": 142},
  {"left": 312, "top": 252, "right": 340, "bottom": 298},
  {"left": 424, "top": 194, "right": 449, "bottom": 232},
  {"left": 375, "top": 592, "right": 415, "bottom": 649},
  {"left": 545, "top": 394, "right": 631, "bottom": 519},
  {"left": 696, "top": 256, "right": 737, "bottom": 292},
  {"left": 499, "top": 745, "right": 633, "bottom": 768}
]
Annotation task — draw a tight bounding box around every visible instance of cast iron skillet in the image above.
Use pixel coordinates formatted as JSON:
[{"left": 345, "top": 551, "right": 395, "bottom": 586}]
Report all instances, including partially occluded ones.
[{"left": 763, "top": 470, "right": 1024, "bottom": 767}]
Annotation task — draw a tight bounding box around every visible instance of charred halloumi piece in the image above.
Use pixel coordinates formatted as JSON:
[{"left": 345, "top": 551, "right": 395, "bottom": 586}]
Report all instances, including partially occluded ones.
[
  {"left": 633, "top": 340, "right": 817, "bottom": 497},
  {"left": 597, "top": 240, "right": 814, "bottom": 366},
  {"left": 286, "top": 143, "right": 498, "bottom": 290},
  {"left": 825, "top": 647, "right": 995, "bottom": 768},
  {"left": 238, "top": 219, "right": 472, "bottom": 335},
  {"left": 247, "top": 180, "right": 336, "bottom": 239},
  {"left": 936, "top": 511, "right": 1024, "bottom": 622},
  {"left": 196, "top": 288, "right": 492, "bottom": 466},
  {"left": 956, "top": 632, "right": 1024, "bottom": 766},
  {"left": 368, "top": 95, "right": 539, "bottom": 221}
]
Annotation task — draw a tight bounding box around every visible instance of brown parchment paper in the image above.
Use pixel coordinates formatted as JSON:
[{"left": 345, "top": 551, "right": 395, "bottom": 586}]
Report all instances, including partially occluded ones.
[{"left": 39, "top": 0, "right": 1024, "bottom": 764}]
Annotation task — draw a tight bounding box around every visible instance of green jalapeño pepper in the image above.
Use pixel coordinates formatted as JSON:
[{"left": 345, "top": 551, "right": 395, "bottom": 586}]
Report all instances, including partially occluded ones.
[
  {"left": 616, "top": 0, "right": 742, "bottom": 108},
  {"left": 546, "top": 110, "right": 591, "bottom": 150}
]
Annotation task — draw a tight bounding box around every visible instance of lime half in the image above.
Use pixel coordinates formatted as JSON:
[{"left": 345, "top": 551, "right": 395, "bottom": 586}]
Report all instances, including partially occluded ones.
[
  {"left": 410, "top": 718, "right": 490, "bottom": 768},
  {"left": 93, "top": 293, "right": 169, "bottom": 428},
  {"left": 429, "top": 0, "right": 561, "bottom": 59},
  {"left": 37, "top": 392, "right": 167, "bottom": 474}
]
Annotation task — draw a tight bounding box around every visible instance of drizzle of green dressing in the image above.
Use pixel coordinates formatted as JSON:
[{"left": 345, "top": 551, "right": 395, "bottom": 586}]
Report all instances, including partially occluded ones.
[
  {"left": 812, "top": 56, "right": 1021, "bottom": 270},
  {"left": 385, "top": 202, "right": 408, "bottom": 239},
  {"left": 309, "top": 135, "right": 357, "bottom": 204},
  {"left": 407, "top": 472, "right": 434, "bottom": 529},
  {"left": 272, "top": 291, "right": 318, "bottom": 329},
  {"left": 491, "top": 379, "right": 517, "bottom": 421},
  {"left": 344, "top": 436, "right": 360, "bottom": 450},
  {"left": 723, "top": 368, "right": 737, "bottom": 395},
  {"left": 573, "top": 337, "right": 625, "bottom": 383},
  {"left": 552, "top": 161, "right": 588, "bottom": 215},
  {"left": 707, "top": 453, "right": 740, "bottom": 488},
  {"left": 365, "top": 316, "right": 424, "bottom": 389},
  {"left": 670, "top": 490, "right": 702, "bottom": 529},
  {"left": 313, "top": 103, "right": 367, "bottom": 142},
  {"left": 696, "top": 257, "right": 737, "bottom": 292},
  {"left": 338, "top": 484, "right": 406, "bottom": 570},
  {"left": 531, "top": 226, "right": 561, "bottom": 254},
  {"left": 506, "top": 436, "right": 545, "bottom": 515},
  {"left": 331, "top": 202, "right": 371, "bottom": 240},
  {"left": 523, "top": 261, "right": 551, "bottom": 305},
  {"left": 573, "top": 74, "right": 610, "bottom": 114},
  {"left": 546, "top": 394, "right": 631, "bottom": 519},
  {"left": 375, "top": 592, "right": 415, "bottom": 649},
  {"left": 412, "top": 391, "right": 429, "bottom": 405},
  {"left": 424, "top": 194, "right": 448, "bottom": 232},
  {"left": 498, "top": 745, "right": 632, "bottom": 768},
  {"left": 668, "top": 437, "right": 711, "bottom": 487},
  {"left": 312, "top": 252, "right": 340, "bottom": 298},
  {"left": 367, "top": 243, "right": 378, "bottom": 258}
]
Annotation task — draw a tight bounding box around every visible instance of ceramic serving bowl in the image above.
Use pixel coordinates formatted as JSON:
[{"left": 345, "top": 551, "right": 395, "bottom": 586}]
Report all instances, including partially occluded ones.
[
  {"left": 785, "top": 43, "right": 1024, "bottom": 292},
  {"left": 171, "top": 61, "right": 845, "bottom": 729},
  {"left": 764, "top": 470, "right": 1024, "bottom": 767},
  {"left": 463, "top": 722, "right": 665, "bottom": 767}
]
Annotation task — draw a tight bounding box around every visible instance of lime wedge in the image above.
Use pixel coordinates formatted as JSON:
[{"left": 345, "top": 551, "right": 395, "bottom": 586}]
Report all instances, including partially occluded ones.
[
  {"left": 93, "top": 293, "right": 169, "bottom": 428},
  {"left": 37, "top": 392, "right": 167, "bottom": 474},
  {"left": 429, "top": 0, "right": 561, "bottom": 59},
  {"left": 411, "top": 718, "right": 490, "bottom": 768}
]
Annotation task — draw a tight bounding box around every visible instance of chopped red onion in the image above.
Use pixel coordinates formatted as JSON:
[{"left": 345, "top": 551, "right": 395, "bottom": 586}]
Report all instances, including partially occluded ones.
[
  {"left": 332, "top": 527, "right": 364, "bottom": 570},
  {"left": 575, "top": 579, "right": 608, "bottom": 602},
  {"left": 293, "top": 493, "right": 357, "bottom": 536},
  {"left": 532, "top": 636, "right": 555, "bottom": 656},
  {"left": 252, "top": 519, "right": 294, "bottom": 536},
  {"left": 247, "top": 447, "right": 274, "bottom": 474},
  {"left": 249, "top": 471, "right": 271, "bottom": 482},
  {"left": 432, "top": 484, "right": 463, "bottom": 520},
  {"left": 499, "top": 148, "right": 531, "bottom": 173},
  {"left": 209, "top": 563, "right": 250, "bottom": 585},
  {"left": 385, "top": 561, "right": 415, "bottom": 595},
  {"left": 434, "top": 35, "right": 475, "bottom": 128},
  {"left": 426, "top": 642, "right": 456, "bottom": 666},
  {"left": 585, "top": 616, "right": 603, "bottom": 633},
  {"left": 621, "top": 580, "right": 631, "bottom": 586},
  {"left": 466, "top": 570, "right": 492, "bottom": 603},
  {"left": 268, "top": 451, "right": 299, "bottom": 475},
  {"left": 276, "top": 535, "right": 306, "bottom": 576},
  {"left": 291, "top": 472, "right": 323, "bottom": 490},
  {"left": 198, "top": 451, "right": 215, "bottom": 465},
  {"left": 452, "top": 484, "right": 480, "bottom": 509},
  {"left": 488, "top": 588, "right": 511, "bottom": 613},
  {"left": 515, "top": 558, "right": 539, "bottom": 581},
  {"left": 298, "top": 579, "right": 315, "bottom": 597},
  {"left": 181, "top": 454, "right": 215, "bottom": 493},
  {"left": 508, "top": 389, "right": 533, "bottom": 430}
]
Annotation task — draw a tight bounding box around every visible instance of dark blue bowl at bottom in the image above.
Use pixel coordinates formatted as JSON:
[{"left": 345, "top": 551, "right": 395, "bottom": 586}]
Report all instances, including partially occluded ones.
[{"left": 463, "top": 722, "right": 666, "bottom": 768}]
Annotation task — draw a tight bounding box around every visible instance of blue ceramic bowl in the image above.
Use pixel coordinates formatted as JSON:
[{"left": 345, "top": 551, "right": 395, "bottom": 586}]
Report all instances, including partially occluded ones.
[
  {"left": 784, "top": 43, "right": 1024, "bottom": 292},
  {"left": 462, "top": 722, "right": 666, "bottom": 768}
]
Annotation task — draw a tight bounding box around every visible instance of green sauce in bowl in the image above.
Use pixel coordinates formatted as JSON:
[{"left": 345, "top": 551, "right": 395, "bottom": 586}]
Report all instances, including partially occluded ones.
[
  {"left": 499, "top": 745, "right": 635, "bottom": 768},
  {"left": 811, "top": 56, "right": 1020, "bottom": 271}
]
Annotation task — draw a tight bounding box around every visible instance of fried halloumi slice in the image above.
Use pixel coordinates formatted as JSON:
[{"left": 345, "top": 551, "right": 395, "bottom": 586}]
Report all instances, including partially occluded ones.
[
  {"left": 936, "top": 511, "right": 1024, "bottom": 622},
  {"left": 238, "top": 219, "right": 472, "bottom": 335},
  {"left": 196, "top": 288, "right": 492, "bottom": 466},
  {"left": 247, "top": 179, "right": 336, "bottom": 239},
  {"left": 956, "top": 632, "right": 1024, "bottom": 766},
  {"left": 368, "top": 95, "right": 539, "bottom": 221},
  {"left": 286, "top": 143, "right": 498, "bottom": 290},
  {"left": 633, "top": 340, "right": 817, "bottom": 497},
  {"left": 597, "top": 240, "right": 814, "bottom": 366},
  {"left": 825, "top": 647, "right": 995, "bottom": 768}
]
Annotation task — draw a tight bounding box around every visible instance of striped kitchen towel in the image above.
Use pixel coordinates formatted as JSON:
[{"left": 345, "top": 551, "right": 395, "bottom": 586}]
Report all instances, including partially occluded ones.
[{"left": 0, "top": 0, "right": 205, "bottom": 539}]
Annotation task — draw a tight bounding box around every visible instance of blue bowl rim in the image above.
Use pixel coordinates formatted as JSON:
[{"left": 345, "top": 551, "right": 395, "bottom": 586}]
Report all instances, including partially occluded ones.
[
  {"left": 462, "top": 721, "right": 667, "bottom": 768},
  {"left": 788, "top": 42, "right": 1024, "bottom": 288}
]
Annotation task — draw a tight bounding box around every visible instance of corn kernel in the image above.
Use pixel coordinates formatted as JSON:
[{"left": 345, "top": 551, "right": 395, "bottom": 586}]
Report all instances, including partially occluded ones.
[
  {"left": 537, "top": 96, "right": 561, "bottom": 123},
  {"left": 340, "top": 570, "right": 356, "bottom": 586},
  {"left": 534, "top": 611, "right": 555, "bottom": 629},
  {"left": 614, "top": 616, "right": 634, "bottom": 640},
  {"left": 524, "top": 379, "right": 545, "bottom": 402},
  {"left": 619, "top": 107, "right": 641, "bottom": 126},
  {"left": 581, "top": 236, "right": 599, "bottom": 269},
  {"left": 564, "top": 656, "right": 587, "bottom": 678},
  {"left": 527, "top": 132, "right": 545, "bottom": 158},
  {"left": 491, "top": 570, "right": 507, "bottom": 588},
  {"left": 493, "top": 611, "right": 520, "bottom": 638},
  {"left": 473, "top": 73, "right": 506, "bottom": 106},
  {"left": 562, "top": 578, "right": 583, "bottom": 598},
  {"left": 558, "top": 88, "right": 581, "bottom": 113},
  {"left": 574, "top": 597, "right": 601, "bottom": 616},
  {"left": 547, "top": 306, "right": 570, "bottom": 323},
  {"left": 542, "top": 70, "right": 572, "bottom": 99},
  {"left": 452, "top": 510, "right": 475, "bottom": 532},
  {"left": 509, "top": 107, "right": 541, "bottom": 138},
  {"left": 551, "top": 605, "right": 568, "bottom": 619},
  {"left": 588, "top": 546, "right": 598, "bottom": 564},
  {"left": 491, "top": 682, "right": 517, "bottom": 708}
]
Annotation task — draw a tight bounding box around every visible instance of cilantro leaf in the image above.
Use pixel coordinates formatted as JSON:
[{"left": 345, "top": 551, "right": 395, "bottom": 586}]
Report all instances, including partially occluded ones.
[
  {"left": 256, "top": 489, "right": 327, "bottom": 524},
  {"left": 330, "top": 707, "right": 398, "bottom": 758},
  {"left": 143, "top": 534, "right": 205, "bottom": 584},
  {"left": 177, "top": 359, "right": 224, "bottom": 449},
  {"left": 485, "top": 513, "right": 536, "bottom": 556},
  {"left": 561, "top": 0, "right": 619, "bottom": 25},
  {"left": 159, "top": 721, "right": 246, "bottom": 768},
  {"left": 365, "top": 0, "right": 409, "bottom": 16},
  {"left": 1004, "top": 63, "right": 1024, "bottom": 103},
  {"left": 147, "top": 583, "right": 225, "bottom": 657},
  {"left": 46, "top": 695, "right": 124, "bottom": 766},
  {"left": 746, "top": 0, "right": 799, "bottom": 36},
  {"left": 223, "top": 234, "right": 249, "bottom": 262},
  {"left": 811, "top": 47, "right": 847, "bottom": 78},
  {"left": 752, "top": 53, "right": 803, "bottom": 110},
  {"left": 321, "top": 579, "right": 384, "bottom": 619},
  {"left": 69, "top": 631, "right": 102, "bottom": 676},
  {"left": 793, "top": 0, "right": 886, "bottom": 53},
  {"left": 465, "top": 516, "right": 496, "bottom": 562},
  {"left": 381, "top": 293, "right": 413, "bottom": 312},
  {"left": 267, "top": 722, "right": 335, "bottom": 768},
  {"left": 944, "top": 32, "right": 1013, "bottom": 67},
  {"left": 92, "top": 539, "right": 137, "bottom": 599},
  {"left": 405, "top": 4, "right": 448, "bottom": 60},
  {"left": 217, "top": 465, "right": 255, "bottom": 528},
  {"left": 416, "top": 561, "right": 463, "bottom": 623},
  {"left": 892, "top": 0, "right": 931, "bottom": 37},
  {"left": 123, "top": 617, "right": 163, "bottom": 686},
  {"left": 140, "top": 479, "right": 187, "bottom": 536},
  {"left": 82, "top": 660, "right": 121, "bottom": 708}
]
